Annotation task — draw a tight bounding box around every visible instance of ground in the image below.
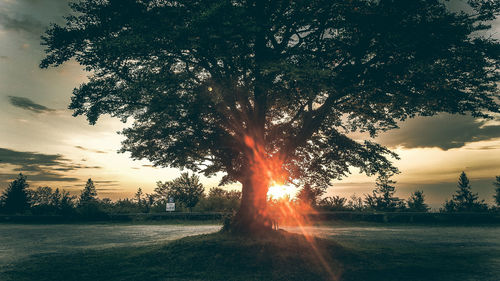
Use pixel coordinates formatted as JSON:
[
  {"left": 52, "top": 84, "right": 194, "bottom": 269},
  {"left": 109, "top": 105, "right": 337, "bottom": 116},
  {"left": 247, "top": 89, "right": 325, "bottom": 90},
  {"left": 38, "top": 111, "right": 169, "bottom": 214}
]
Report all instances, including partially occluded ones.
[{"left": 1, "top": 222, "right": 499, "bottom": 281}]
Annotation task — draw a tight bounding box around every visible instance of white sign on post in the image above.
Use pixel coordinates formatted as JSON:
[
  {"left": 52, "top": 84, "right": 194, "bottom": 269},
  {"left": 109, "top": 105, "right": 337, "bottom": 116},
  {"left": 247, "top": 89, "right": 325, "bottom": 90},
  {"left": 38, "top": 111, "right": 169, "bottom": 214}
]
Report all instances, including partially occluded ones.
[{"left": 166, "top": 202, "right": 175, "bottom": 212}]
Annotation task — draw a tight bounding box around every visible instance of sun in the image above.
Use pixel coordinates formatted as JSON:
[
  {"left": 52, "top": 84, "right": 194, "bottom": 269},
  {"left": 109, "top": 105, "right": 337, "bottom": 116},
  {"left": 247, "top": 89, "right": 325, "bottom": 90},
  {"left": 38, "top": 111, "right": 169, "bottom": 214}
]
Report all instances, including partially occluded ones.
[{"left": 267, "top": 183, "right": 296, "bottom": 200}]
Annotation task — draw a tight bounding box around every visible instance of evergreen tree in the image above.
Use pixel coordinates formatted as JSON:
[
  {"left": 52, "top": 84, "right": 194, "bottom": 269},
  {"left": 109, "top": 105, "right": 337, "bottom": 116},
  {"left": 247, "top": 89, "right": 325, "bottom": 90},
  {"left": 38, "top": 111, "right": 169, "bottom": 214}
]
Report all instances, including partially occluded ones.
[
  {"left": 443, "top": 172, "right": 488, "bottom": 212},
  {"left": 78, "top": 178, "right": 98, "bottom": 206},
  {"left": 493, "top": 176, "right": 500, "bottom": 208},
  {"left": 135, "top": 187, "right": 144, "bottom": 205},
  {"left": 365, "top": 175, "right": 403, "bottom": 212},
  {"left": 0, "top": 173, "right": 30, "bottom": 214},
  {"left": 407, "top": 190, "right": 430, "bottom": 212}
]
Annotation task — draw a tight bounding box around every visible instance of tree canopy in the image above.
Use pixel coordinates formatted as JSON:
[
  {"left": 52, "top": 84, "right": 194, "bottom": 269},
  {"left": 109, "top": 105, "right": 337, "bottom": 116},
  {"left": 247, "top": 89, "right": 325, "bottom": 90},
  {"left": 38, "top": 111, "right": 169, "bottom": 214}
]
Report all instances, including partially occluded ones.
[
  {"left": 157, "top": 172, "right": 205, "bottom": 211},
  {"left": 41, "top": 0, "right": 500, "bottom": 230}
]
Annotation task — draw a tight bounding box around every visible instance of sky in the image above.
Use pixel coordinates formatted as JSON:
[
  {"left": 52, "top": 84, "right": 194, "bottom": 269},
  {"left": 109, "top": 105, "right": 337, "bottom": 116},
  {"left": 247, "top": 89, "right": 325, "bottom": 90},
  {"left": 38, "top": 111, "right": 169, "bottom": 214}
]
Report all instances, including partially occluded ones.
[{"left": 1, "top": 0, "right": 499, "bottom": 209}]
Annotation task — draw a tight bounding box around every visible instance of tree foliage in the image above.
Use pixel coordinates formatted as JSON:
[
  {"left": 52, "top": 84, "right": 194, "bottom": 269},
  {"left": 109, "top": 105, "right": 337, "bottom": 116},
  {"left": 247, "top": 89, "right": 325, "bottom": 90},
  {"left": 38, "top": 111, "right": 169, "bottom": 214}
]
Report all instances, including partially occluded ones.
[
  {"left": 0, "top": 173, "right": 30, "bottom": 214},
  {"left": 296, "top": 183, "right": 325, "bottom": 207},
  {"left": 157, "top": 173, "right": 205, "bottom": 211},
  {"left": 31, "top": 186, "right": 76, "bottom": 215},
  {"left": 79, "top": 178, "right": 98, "bottom": 206},
  {"left": 40, "top": 0, "right": 499, "bottom": 187},
  {"left": 319, "top": 195, "right": 348, "bottom": 211},
  {"left": 364, "top": 175, "right": 404, "bottom": 212},
  {"left": 407, "top": 190, "right": 430, "bottom": 212},
  {"left": 443, "top": 172, "right": 488, "bottom": 212},
  {"left": 198, "top": 187, "right": 241, "bottom": 212}
]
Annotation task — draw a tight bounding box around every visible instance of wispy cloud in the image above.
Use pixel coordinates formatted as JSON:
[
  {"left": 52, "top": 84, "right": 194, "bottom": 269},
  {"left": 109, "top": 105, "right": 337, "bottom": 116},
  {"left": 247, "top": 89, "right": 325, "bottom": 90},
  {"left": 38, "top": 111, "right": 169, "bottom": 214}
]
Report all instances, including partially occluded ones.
[
  {"left": 74, "top": 146, "right": 108, "bottom": 154},
  {"left": 8, "top": 96, "right": 55, "bottom": 113},
  {"left": 0, "top": 13, "right": 45, "bottom": 36},
  {"left": 0, "top": 147, "right": 101, "bottom": 184}
]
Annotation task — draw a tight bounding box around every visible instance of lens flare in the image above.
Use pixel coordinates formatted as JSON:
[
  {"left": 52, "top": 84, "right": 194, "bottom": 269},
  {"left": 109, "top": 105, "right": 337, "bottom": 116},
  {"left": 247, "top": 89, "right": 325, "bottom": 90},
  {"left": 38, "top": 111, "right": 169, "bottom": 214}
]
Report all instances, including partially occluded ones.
[{"left": 267, "top": 182, "right": 296, "bottom": 200}]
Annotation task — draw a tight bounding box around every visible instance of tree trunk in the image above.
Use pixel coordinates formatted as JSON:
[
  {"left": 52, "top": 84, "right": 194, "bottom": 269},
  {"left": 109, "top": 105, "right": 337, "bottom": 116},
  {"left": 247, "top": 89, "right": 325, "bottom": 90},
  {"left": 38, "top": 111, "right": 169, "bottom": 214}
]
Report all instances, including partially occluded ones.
[{"left": 229, "top": 174, "right": 272, "bottom": 233}]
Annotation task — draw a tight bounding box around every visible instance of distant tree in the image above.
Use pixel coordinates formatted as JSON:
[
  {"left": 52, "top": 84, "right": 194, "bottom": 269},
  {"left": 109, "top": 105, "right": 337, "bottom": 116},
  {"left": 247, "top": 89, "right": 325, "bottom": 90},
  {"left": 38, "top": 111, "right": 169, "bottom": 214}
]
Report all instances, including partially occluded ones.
[
  {"left": 135, "top": 187, "right": 144, "bottom": 205},
  {"left": 77, "top": 178, "right": 103, "bottom": 217},
  {"left": 57, "top": 189, "right": 76, "bottom": 215},
  {"left": 41, "top": 0, "right": 500, "bottom": 232},
  {"left": 365, "top": 175, "right": 404, "bottom": 212},
  {"left": 407, "top": 190, "right": 430, "bottom": 212},
  {"left": 31, "top": 186, "right": 54, "bottom": 206},
  {"left": 154, "top": 181, "right": 172, "bottom": 204},
  {"left": 78, "top": 178, "right": 98, "bottom": 206},
  {"left": 347, "top": 194, "right": 364, "bottom": 211},
  {"left": 199, "top": 187, "right": 242, "bottom": 212},
  {"left": 297, "top": 184, "right": 325, "bottom": 208},
  {"left": 443, "top": 172, "right": 488, "bottom": 212},
  {"left": 31, "top": 186, "right": 56, "bottom": 214},
  {"left": 319, "top": 195, "right": 348, "bottom": 211},
  {"left": 494, "top": 176, "right": 500, "bottom": 208},
  {"left": 0, "top": 173, "right": 30, "bottom": 214},
  {"left": 168, "top": 173, "right": 205, "bottom": 212}
]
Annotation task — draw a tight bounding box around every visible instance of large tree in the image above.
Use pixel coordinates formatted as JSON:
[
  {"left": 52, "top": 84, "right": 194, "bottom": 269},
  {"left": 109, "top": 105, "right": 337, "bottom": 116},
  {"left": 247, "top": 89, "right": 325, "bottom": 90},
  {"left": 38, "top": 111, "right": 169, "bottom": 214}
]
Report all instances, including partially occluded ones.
[{"left": 41, "top": 0, "right": 499, "bottom": 232}]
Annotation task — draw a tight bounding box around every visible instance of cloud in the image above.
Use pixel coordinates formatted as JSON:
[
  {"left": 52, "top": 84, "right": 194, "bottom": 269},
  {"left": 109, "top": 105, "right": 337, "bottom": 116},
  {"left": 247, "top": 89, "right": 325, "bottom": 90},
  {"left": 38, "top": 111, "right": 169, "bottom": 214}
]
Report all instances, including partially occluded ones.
[
  {"left": 8, "top": 96, "right": 55, "bottom": 113},
  {"left": 0, "top": 147, "right": 100, "bottom": 184},
  {"left": 377, "top": 114, "right": 500, "bottom": 150},
  {"left": 75, "top": 146, "right": 108, "bottom": 154},
  {"left": 0, "top": 13, "right": 45, "bottom": 36}
]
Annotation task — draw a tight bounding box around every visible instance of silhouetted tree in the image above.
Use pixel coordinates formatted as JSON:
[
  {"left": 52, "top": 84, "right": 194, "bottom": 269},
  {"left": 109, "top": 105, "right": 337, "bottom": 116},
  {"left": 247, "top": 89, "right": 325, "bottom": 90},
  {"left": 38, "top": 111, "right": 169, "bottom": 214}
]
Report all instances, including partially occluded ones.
[
  {"left": 77, "top": 178, "right": 103, "bottom": 217},
  {"left": 57, "top": 189, "right": 76, "bottom": 215},
  {"left": 41, "top": 0, "right": 500, "bottom": 232},
  {"left": 199, "top": 187, "right": 241, "bottom": 212},
  {"left": 494, "top": 176, "right": 500, "bottom": 208},
  {"left": 407, "top": 190, "right": 430, "bottom": 212},
  {"left": 319, "top": 195, "right": 348, "bottom": 211},
  {"left": 31, "top": 186, "right": 56, "bottom": 214},
  {"left": 347, "top": 194, "right": 365, "bottom": 211},
  {"left": 134, "top": 188, "right": 143, "bottom": 203},
  {"left": 166, "top": 173, "right": 205, "bottom": 212},
  {"left": 79, "top": 178, "right": 98, "bottom": 206},
  {"left": 365, "top": 176, "right": 404, "bottom": 212},
  {"left": 0, "top": 173, "right": 30, "bottom": 214},
  {"left": 297, "top": 184, "right": 325, "bottom": 208},
  {"left": 443, "top": 172, "right": 488, "bottom": 212}
]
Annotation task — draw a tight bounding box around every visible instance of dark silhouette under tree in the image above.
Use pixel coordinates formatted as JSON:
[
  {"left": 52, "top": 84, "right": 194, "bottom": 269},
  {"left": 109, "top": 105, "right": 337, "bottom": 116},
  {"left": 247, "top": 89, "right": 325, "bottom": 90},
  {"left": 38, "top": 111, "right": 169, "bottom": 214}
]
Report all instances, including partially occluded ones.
[
  {"left": 0, "top": 173, "right": 30, "bottom": 214},
  {"left": 443, "top": 172, "right": 488, "bottom": 212},
  {"left": 40, "top": 0, "right": 500, "bottom": 232}
]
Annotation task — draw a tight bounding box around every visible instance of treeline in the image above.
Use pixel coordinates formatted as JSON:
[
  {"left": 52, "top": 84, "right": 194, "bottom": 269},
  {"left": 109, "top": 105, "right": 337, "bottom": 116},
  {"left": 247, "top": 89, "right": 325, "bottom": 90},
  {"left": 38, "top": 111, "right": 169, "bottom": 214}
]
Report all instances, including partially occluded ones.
[
  {"left": 308, "top": 172, "right": 500, "bottom": 213},
  {"left": 0, "top": 173, "right": 240, "bottom": 217},
  {"left": 1, "top": 171, "right": 499, "bottom": 217}
]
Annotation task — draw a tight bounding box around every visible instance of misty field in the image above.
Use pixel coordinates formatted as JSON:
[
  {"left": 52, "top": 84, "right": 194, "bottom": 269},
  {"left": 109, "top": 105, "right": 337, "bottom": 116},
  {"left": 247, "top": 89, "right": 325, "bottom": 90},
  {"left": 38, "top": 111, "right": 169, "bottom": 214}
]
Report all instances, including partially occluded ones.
[{"left": 1, "top": 222, "right": 499, "bottom": 280}]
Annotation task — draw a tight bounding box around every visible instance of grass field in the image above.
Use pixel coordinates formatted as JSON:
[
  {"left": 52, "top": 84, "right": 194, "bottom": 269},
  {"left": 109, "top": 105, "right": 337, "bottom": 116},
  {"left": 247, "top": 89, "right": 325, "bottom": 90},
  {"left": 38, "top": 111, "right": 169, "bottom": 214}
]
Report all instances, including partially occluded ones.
[{"left": 1, "top": 222, "right": 499, "bottom": 281}]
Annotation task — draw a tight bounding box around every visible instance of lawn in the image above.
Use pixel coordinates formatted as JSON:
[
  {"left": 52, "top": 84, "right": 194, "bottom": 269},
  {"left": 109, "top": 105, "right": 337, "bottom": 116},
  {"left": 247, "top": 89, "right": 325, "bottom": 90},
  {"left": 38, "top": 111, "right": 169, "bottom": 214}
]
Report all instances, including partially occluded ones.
[{"left": 2, "top": 224, "right": 499, "bottom": 281}]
